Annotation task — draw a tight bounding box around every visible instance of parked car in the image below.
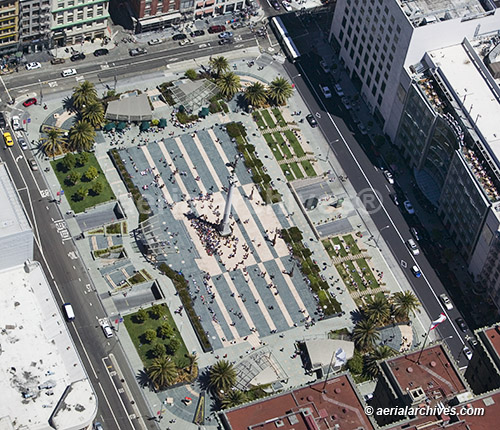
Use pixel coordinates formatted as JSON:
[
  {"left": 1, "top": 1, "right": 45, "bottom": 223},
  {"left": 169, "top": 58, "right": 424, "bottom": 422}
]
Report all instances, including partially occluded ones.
[
  {"left": 70, "top": 52, "right": 85, "bottom": 62},
  {"left": 11, "top": 116, "right": 21, "bottom": 130},
  {"left": 410, "top": 227, "right": 421, "bottom": 241},
  {"left": 282, "top": 1, "right": 292, "bottom": 11},
  {"left": 411, "top": 265, "right": 422, "bottom": 278},
  {"left": 208, "top": 25, "right": 226, "bottom": 33},
  {"left": 26, "top": 62, "right": 41, "bottom": 70},
  {"left": 231, "top": 22, "right": 243, "bottom": 30},
  {"left": 404, "top": 200, "right": 415, "bottom": 215},
  {"left": 16, "top": 131, "right": 27, "bottom": 150},
  {"left": 392, "top": 194, "right": 399, "bottom": 206},
  {"left": 0, "top": 112, "right": 5, "bottom": 129},
  {"left": 272, "top": 1, "right": 281, "bottom": 10},
  {"left": 190, "top": 30, "right": 205, "bottom": 37},
  {"left": 129, "top": 48, "right": 147, "bottom": 56},
  {"left": 148, "top": 38, "right": 164, "bottom": 45},
  {"left": 93, "top": 48, "right": 109, "bottom": 56},
  {"left": 23, "top": 98, "right": 37, "bottom": 107},
  {"left": 319, "top": 85, "right": 332, "bottom": 98},
  {"left": 102, "top": 324, "right": 114, "bottom": 338},
  {"left": 358, "top": 123, "right": 368, "bottom": 135},
  {"left": 172, "top": 33, "right": 187, "bottom": 41},
  {"left": 334, "top": 84, "right": 344, "bottom": 96},
  {"left": 320, "top": 60, "right": 330, "bottom": 73},
  {"left": 456, "top": 317, "right": 468, "bottom": 332},
  {"left": 219, "top": 38, "right": 233, "bottom": 45},
  {"left": 94, "top": 422, "right": 104, "bottom": 430},
  {"left": 407, "top": 238, "right": 420, "bottom": 256},
  {"left": 61, "top": 68, "right": 77, "bottom": 77},
  {"left": 468, "top": 337, "right": 479, "bottom": 349},
  {"left": 218, "top": 31, "right": 233, "bottom": 39},
  {"left": 306, "top": 114, "right": 318, "bottom": 128},
  {"left": 3, "top": 131, "right": 13, "bottom": 147},
  {"left": 384, "top": 170, "right": 394, "bottom": 184},
  {"left": 29, "top": 158, "right": 38, "bottom": 171},
  {"left": 440, "top": 293, "right": 453, "bottom": 310},
  {"left": 463, "top": 346, "right": 473, "bottom": 360},
  {"left": 50, "top": 57, "right": 65, "bottom": 65},
  {"left": 341, "top": 97, "right": 352, "bottom": 110}
]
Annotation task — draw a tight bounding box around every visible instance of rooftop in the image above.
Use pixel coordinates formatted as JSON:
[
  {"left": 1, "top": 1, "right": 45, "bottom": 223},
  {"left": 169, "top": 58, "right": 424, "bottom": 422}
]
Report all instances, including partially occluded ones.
[
  {"left": 484, "top": 326, "right": 500, "bottom": 359},
  {"left": 0, "top": 163, "right": 31, "bottom": 239},
  {"left": 105, "top": 92, "right": 152, "bottom": 122},
  {"left": 0, "top": 262, "right": 96, "bottom": 429},
  {"left": 222, "top": 374, "right": 374, "bottom": 430},
  {"left": 383, "top": 345, "right": 467, "bottom": 401},
  {"left": 398, "top": 0, "right": 487, "bottom": 27}
]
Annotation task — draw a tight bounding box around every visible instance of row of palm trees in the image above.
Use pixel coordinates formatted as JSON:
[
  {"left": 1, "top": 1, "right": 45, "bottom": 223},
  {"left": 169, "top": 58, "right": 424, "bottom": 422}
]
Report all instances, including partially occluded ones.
[
  {"left": 41, "top": 81, "right": 103, "bottom": 157},
  {"left": 208, "top": 56, "right": 294, "bottom": 106}
]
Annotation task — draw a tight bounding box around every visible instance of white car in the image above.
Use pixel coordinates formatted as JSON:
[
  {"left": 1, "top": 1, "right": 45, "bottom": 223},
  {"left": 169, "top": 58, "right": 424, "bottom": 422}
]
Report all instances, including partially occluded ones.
[
  {"left": 384, "top": 170, "right": 394, "bottom": 184},
  {"left": 407, "top": 238, "right": 420, "bottom": 256},
  {"left": 148, "top": 38, "right": 164, "bottom": 45},
  {"left": 26, "top": 62, "right": 41, "bottom": 70},
  {"left": 62, "top": 68, "right": 77, "bottom": 77},
  {"left": 282, "top": 1, "right": 292, "bottom": 11},
  {"left": 320, "top": 60, "right": 331, "bottom": 73},
  {"left": 440, "top": 293, "right": 453, "bottom": 310},
  {"left": 411, "top": 265, "right": 422, "bottom": 278},
  {"left": 404, "top": 200, "right": 415, "bottom": 215},
  {"left": 319, "top": 85, "right": 332, "bottom": 98},
  {"left": 102, "top": 324, "right": 114, "bottom": 338},
  {"left": 334, "top": 84, "right": 344, "bottom": 96},
  {"left": 16, "top": 131, "right": 27, "bottom": 150},
  {"left": 463, "top": 346, "right": 473, "bottom": 360},
  {"left": 11, "top": 115, "right": 21, "bottom": 130}
]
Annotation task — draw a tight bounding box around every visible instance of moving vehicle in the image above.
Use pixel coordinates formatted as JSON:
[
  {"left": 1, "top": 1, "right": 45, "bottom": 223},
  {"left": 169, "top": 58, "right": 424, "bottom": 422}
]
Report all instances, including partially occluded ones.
[
  {"left": 190, "top": 30, "right": 205, "bottom": 37},
  {"left": 306, "top": 114, "right": 318, "bottom": 128},
  {"left": 3, "top": 132, "right": 13, "bottom": 147},
  {"left": 407, "top": 238, "right": 419, "bottom": 256},
  {"left": 384, "top": 170, "right": 394, "bottom": 184},
  {"left": 208, "top": 25, "right": 226, "bottom": 33},
  {"left": 62, "top": 68, "right": 77, "bottom": 77},
  {"left": 392, "top": 194, "right": 399, "bottom": 206},
  {"left": 29, "top": 158, "right": 38, "bottom": 171},
  {"left": 26, "top": 62, "right": 41, "bottom": 70},
  {"left": 172, "top": 33, "right": 187, "bottom": 41},
  {"left": 440, "top": 293, "right": 453, "bottom": 310},
  {"left": 129, "top": 48, "right": 147, "bottom": 56},
  {"left": 342, "top": 97, "right": 352, "bottom": 110},
  {"left": 23, "top": 98, "right": 37, "bottom": 107},
  {"left": 282, "top": 1, "right": 292, "bottom": 11},
  {"left": 320, "top": 60, "right": 330, "bottom": 73},
  {"left": 334, "top": 84, "right": 344, "bottom": 96},
  {"left": 179, "top": 38, "right": 194, "bottom": 46},
  {"left": 148, "top": 38, "right": 164, "bottom": 45},
  {"left": 218, "top": 31, "right": 233, "bottom": 39},
  {"left": 0, "top": 112, "right": 5, "bottom": 128},
  {"left": 70, "top": 52, "right": 85, "bottom": 62},
  {"left": 456, "top": 317, "right": 468, "bottom": 332},
  {"left": 411, "top": 265, "right": 422, "bottom": 278},
  {"left": 16, "top": 132, "right": 27, "bottom": 150},
  {"left": 219, "top": 38, "right": 233, "bottom": 45},
  {"left": 463, "top": 346, "right": 473, "bottom": 360},
  {"left": 50, "top": 58, "right": 65, "bottom": 65},
  {"left": 11, "top": 116, "right": 20, "bottom": 130},
  {"left": 404, "top": 200, "right": 415, "bottom": 215},
  {"left": 319, "top": 85, "right": 332, "bottom": 98},
  {"left": 63, "top": 303, "right": 75, "bottom": 321},
  {"left": 93, "top": 48, "right": 109, "bottom": 56},
  {"left": 102, "top": 324, "right": 114, "bottom": 338}
]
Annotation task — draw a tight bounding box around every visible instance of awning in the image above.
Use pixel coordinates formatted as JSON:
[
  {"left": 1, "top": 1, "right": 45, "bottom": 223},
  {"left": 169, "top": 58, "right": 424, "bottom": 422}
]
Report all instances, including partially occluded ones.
[
  {"left": 140, "top": 121, "right": 150, "bottom": 131},
  {"left": 116, "top": 121, "right": 126, "bottom": 131},
  {"left": 158, "top": 118, "right": 167, "bottom": 128},
  {"left": 196, "top": 1, "right": 204, "bottom": 6},
  {"left": 199, "top": 107, "right": 210, "bottom": 118},
  {"left": 205, "top": 0, "right": 215, "bottom": 5},
  {"left": 103, "top": 122, "right": 115, "bottom": 131},
  {"left": 195, "top": 10, "right": 203, "bottom": 15},
  {"left": 204, "top": 8, "right": 214, "bottom": 14}
]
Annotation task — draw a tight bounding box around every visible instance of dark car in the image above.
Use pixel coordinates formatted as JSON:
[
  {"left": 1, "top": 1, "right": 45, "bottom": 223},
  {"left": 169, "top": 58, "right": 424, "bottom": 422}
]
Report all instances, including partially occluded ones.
[
  {"left": 93, "top": 48, "right": 109, "bottom": 56},
  {"left": 172, "top": 33, "right": 187, "bottom": 41},
  {"left": 272, "top": 1, "right": 281, "bottom": 10},
  {"left": 190, "top": 30, "right": 205, "bottom": 37},
  {"left": 50, "top": 57, "right": 65, "bottom": 65},
  {"left": 410, "top": 227, "right": 421, "bottom": 241},
  {"left": 306, "top": 114, "right": 318, "bottom": 128},
  {"left": 129, "top": 48, "right": 147, "bottom": 56},
  {"left": 70, "top": 52, "right": 85, "bottom": 62},
  {"left": 219, "top": 38, "right": 233, "bottom": 45},
  {"left": 456, "top": 317, "right": 468, "bottom": 333},
  {"left": 208, "top": 25, "right": 226, "bottom": 34},
  {"left": 23, "top": 98, "right": 37, "bottom": 107},
  {"left": 0, "top": 112, "right": 6, "bottom": 129}
]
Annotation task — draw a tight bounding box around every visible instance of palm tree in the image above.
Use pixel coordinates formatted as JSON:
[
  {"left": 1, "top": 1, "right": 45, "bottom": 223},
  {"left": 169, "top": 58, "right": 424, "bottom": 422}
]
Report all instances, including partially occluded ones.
[
  {"left": 147, "top": 356, "right": 178, "bottom": 390},
  {"left": 221, "top": 390, "right": 247, "bottom": 409},
  {"left": 244, "top": 82, "right": 267, "bottom": 108},
  {"left": 352, "top": 319, "right": 380, "bottom": 351},
  {"left": 392, "top": 291, "right": 421, "bottom": 321},
  {"left": 217, "top": 72, "right": 241, "bottom": 100},
  {"left": 209, "top": 360, "right": 237, "bottom": 395},
  {"left": 267, "top": 77, "right": 293, "bottom": 106},
  {"left": 69, "top": 120, "right": 96, "bottom": 152},
  {"left": 209, "top": 56, "right": 229, "bottom": 77},
  {"left": 40, "top": 128, "right": 64, "bottom": 158},
  {"left": 73, "top": 80, "right": 97, "bottom": 110},
  {"left": 364, "top": 295, "right": 391, "bottom": 326},
  {"left": 364, "top": 346, "right": 395, "bottom": 379},
  {"left": 81, "top": 101, "right": 105, "bottom": 129},
  {"left": 185, "top": 353, "right": 198, "bottom": 375}
]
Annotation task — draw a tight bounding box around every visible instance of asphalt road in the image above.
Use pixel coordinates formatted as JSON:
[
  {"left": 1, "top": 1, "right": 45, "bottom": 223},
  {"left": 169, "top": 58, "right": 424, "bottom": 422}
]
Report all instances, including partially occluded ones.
[
  {"left": 0, "top": 139, "right": 155, "bottom": 429},
  {"left": 284, "top": 58, "right": 472, "bottom": 367}
]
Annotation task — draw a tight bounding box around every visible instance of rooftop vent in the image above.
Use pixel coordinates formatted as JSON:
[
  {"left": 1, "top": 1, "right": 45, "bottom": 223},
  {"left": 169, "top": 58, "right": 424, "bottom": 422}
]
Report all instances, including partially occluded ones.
[{"left": 275, "top": 420, "right": 284, "bottom": 428}]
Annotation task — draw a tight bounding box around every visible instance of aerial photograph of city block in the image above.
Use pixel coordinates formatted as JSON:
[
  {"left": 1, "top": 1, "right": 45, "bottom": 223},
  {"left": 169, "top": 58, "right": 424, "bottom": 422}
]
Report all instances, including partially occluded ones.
[{"left": 2, "top": 0, "right": 500, "bottom": 429}]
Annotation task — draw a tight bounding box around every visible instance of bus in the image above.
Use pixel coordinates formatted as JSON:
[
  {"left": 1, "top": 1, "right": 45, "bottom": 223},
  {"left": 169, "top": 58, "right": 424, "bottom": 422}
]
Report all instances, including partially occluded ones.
[{"left": 270, "top": 16, "right": 300, "bottom": 62}]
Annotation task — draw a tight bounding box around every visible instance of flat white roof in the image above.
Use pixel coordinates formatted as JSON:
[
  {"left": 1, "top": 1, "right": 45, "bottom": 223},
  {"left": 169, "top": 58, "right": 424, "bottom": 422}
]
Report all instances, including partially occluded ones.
[
  {"left": 428, "top": 42, "right": 500, "bottom": 158},
  {"left": 0, "top": 262, "right": 96, "bottom": 429},
  {"left": 0, "top": 163, "right": 31, "bottom": 239}
]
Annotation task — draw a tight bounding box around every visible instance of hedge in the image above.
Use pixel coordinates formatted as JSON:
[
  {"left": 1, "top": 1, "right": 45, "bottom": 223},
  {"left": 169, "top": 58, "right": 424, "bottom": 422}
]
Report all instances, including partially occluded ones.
[{"left": 158, "top": 263, "right": 212, "bottom": 352}]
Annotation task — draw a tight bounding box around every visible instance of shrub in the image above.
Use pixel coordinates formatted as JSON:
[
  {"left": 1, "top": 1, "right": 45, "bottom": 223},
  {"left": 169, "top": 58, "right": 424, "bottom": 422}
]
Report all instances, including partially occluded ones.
[
  {"left": 151, "top": 119, "right": 159, "bottom": 127},
  {"left": 225, "top": 122, "right": 246, "bottom": 138},
  {"left": 92, "top": 181, "right": 104, "bottom": 195},
  {"left": 135, "top": 308, "right": 148, "bottom": 323},
  {"left": 85, "top": 166, "right": 99, "bottom": 181},
  {"left": 252, "top": 174, "right": 262, "bottom": 183},
  {"left": 166, "top": 337, "right": 180, "bottom": 355},
  {"left": 62, "top": 153, "right": 76, "bottom": 171},
  {"left": 176, "top": 111, "right": 199, "bottom": 124},
  {"left": 157, "top": 323, "right": 174, "bottom": 339},
  {"left": 151, "top": 342, "right": 166, "bottom": 358},
  {"left": 150, "top": 304, "right": 163, "bottom": 319},
  {"left": 185, "top": 69, "right": 198, "bottom": 80},
  {"left": 77, "top": 152, "right": 90, "bottom": 166},
  {"left": 76, "top": 187, "right": 88, "bottom": 200},
  {"left": 144, "top": 329, "right": 157, "bottom": 343},
  {"left": 68, "top": 171, "right": 80, "bottom": 185}
]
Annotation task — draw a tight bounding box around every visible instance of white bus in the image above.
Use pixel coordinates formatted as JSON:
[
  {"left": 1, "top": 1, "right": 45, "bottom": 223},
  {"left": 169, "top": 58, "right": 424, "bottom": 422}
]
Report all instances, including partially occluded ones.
[{"left": 270, "top": 17, "right": 300, "bottom": 62}]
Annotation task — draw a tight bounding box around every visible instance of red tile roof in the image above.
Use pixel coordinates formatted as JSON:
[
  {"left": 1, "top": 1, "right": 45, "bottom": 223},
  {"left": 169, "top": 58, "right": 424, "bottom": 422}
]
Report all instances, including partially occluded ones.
[{"left": 484, "top": 326, "right": 500, "bottom": 359}]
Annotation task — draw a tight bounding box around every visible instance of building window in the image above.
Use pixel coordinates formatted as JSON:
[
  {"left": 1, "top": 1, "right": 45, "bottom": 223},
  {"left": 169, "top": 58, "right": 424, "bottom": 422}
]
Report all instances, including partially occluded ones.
[
  {"left": 347, "top": 25, "right": 352, "bottom": 37},
  {"left": 355, "top": 57, "right": 360, "bottom": 67},
  {"left": 369, "top": 62, "right": 374, "bottom": 73},
  {"left": 353, "top": 35, "right": 358, "bottom": 46},
  {"left": 375, "top": 71, "right": 380, "bottom": 83},
  {"left": 364, "top": 53, "right": 369, "bottom": 63},
  {"left": 361, "top": 66, "right": 366, "bottom": 77},
  {"left": 377, "top": 94, "right": 383, "bottom": 105},
  {"left": 349, "top": 47, "right": 355, "bottom": 59},
  {"left": 366, "top": 76, "right": 372, "bottom": 86},
  {"left": 341, "top": 16, "right": 347, "bottom": 28},
  {"left": 339, "top": 30, "right": 344, "bottom": 41}
]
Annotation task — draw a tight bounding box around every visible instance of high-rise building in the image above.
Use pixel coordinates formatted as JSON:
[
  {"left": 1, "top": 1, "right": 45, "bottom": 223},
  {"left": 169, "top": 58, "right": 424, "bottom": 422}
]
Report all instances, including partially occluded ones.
[
  {"left": 329, "top": 0, "right": 500, "bottom": 141},
  {"left": 0, "top": 0, "right": 19, "bottom": 53},
  {"left": 51, "top": 0, "right": 110, "bottom": 46},
  {"left": 18, "top": 0, "right": 51, "bottom": 53}
]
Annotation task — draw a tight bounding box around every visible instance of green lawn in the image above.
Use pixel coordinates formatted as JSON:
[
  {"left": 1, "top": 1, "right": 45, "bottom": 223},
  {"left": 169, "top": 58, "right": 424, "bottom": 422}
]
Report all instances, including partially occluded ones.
[
  {"left": 51, "top": 152, "right": 115, "bottom": 213},
  {"left": 345, "top": 260, "right": 366, "bottom": 291},
  {"left": 253, "top": 111, "right": 266, "bottom": 129},
  {"left": 274, "top": 132, "right": 294, "bottom": 159},
  {"left": 331, "top": 236, "right": 348, "bottom": 257},
  {"left": 272, "top": 108, "right": 287, "bottom": 127},
  {"left": 284, "top": 130, "right": 306, "bottom": 157},
  {"left": 343, "top": 234, "right": 361, "bottom": 255},
  {"left": 261, "top": 109, "right": 276, "bottom": 128},
  {"left": 264, "top": 133, "right": 284, "bottom": 161},
  {"left": 301, "top": 160, "right": 316, "bottom": 177},
  {"left": 124, "top": 304, "right": 189, "bottom": 369},
  {"left": 290, "top": 162, "right": 304, "bottom": 179},
  {"left": 322, "top": 239, "right": 336, "bottom": 258},
  {"left": 281, "top": 164, "right": 295, "bottom": 180},
  {"left": 356, "top": 258, "right": 380, "bottom": 289}
]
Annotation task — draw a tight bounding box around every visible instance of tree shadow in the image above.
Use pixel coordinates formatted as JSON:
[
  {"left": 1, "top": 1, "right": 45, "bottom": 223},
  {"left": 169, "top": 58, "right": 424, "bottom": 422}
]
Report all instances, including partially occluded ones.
[
  {"left": 235, "top": 94, "right": 247, "bottom": 110},
  {"left": 62, "top": 96, "right": 77, "bottom": 113},
  {"left": 197, "top": 367, "right": 212, "bottom": 391},
  {"left": 350, "top": 308, "right": 365, "bottom": 325},
  {"left": 136, "top": 369, "right": 156, "bottom": 391}
]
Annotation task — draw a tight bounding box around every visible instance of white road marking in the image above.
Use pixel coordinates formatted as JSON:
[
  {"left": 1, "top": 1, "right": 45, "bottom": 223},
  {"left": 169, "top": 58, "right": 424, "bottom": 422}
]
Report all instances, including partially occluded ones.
[{"left": 98, "top": 381, "right": 121, "bottom": 428}]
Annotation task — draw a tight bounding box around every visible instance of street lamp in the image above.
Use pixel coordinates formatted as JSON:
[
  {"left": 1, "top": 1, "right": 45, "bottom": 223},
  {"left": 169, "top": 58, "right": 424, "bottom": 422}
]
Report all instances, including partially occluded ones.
[{"left": 374, "top": 225, "right": 390, "bottom": 248}]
